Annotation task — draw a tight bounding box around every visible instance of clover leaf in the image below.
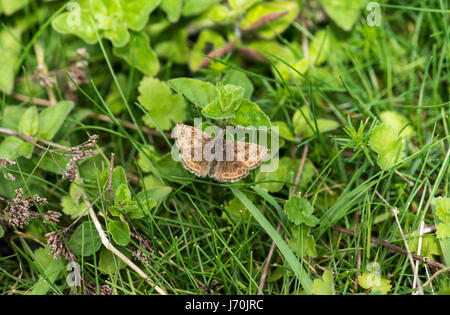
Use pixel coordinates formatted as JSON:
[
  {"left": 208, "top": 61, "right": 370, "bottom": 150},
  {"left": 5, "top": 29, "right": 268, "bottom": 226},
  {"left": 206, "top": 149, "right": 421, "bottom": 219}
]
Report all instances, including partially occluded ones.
[{"left": 433, "top": 197, "right": 450, "bottom": 239}]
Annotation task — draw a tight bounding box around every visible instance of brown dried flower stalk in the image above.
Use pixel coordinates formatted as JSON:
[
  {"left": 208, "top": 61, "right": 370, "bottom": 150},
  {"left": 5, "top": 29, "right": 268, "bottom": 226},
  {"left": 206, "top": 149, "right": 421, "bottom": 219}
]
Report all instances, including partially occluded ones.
[{"left": 130, "top": 232, "right": 154, "bottom": 264}]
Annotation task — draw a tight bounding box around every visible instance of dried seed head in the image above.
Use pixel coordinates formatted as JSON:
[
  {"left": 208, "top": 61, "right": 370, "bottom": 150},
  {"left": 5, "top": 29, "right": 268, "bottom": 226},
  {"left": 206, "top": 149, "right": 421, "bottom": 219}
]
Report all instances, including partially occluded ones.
[
  {"left": 5, "top": 189, "right": 38, "bottom": 228},
  {"left": 0, "top": 158, "right": 15, "bottom": 168},
  {"left": 33, "top": 194, "right": 48, "bottom": 206},
  {"left": 100, "top": 285, "right": 113, "bottom": 295},
  {"left": 130, "top": 232, "right": 154, "bottom": 264},
  {"left": 44, "top": 211, "right": 62, "bottom": 225},
  {"left": 45, "top": 230, "right": 74, "bottom": 261}
]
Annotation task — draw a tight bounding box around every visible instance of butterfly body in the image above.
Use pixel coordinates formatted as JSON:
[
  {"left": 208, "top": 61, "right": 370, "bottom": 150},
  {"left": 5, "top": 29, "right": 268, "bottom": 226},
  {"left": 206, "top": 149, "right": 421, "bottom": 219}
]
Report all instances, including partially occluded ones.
[{"left": 172, "top": 123, "right": 269, "bottom": 182}]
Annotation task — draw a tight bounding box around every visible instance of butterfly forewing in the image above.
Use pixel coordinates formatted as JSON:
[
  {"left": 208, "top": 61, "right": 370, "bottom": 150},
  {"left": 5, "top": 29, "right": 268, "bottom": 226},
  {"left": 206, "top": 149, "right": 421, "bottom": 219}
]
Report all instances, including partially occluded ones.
[
  {"left": 173, "top": 124, "right": 214, "bottom": 177},
  {"left": 172, "top": 124, "right": 269, "bottom": 182}
]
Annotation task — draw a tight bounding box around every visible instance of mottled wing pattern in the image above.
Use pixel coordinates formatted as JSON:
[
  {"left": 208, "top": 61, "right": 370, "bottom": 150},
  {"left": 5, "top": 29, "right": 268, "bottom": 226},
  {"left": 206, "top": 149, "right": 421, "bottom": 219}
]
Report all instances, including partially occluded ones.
[
  {"left": 172, "top": 124, "right": 214, "bottom": 177},
  {"left": 212, "top": 141, "right": 269, "bottom": 182}
]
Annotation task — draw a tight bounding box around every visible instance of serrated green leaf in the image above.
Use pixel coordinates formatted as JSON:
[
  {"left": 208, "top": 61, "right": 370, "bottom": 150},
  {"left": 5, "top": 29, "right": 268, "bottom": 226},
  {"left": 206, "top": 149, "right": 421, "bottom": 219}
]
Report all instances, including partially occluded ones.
[
  {"left": 108, "top": 220, "right": 130, "bottom": 246},
  {"left": 285, "top": 195, "right": 319, "bottom": 227},
  {"left": 18, "top": 106, "right": 38, "bottom": 136},
  {"left": 38, "top": 101, "right": 74, "bottom": 140},
  {"left": 68, "top": 221, "right": 102, "bottom": 257},
  {"left": 138, "top": 77, "right": 186, "bottom": 130},
  {"left": 358, "top": 272, "right": 392, "bottom": 295},
  {"left": 114, "top": 31, "right": 159, "bottom": 76}
]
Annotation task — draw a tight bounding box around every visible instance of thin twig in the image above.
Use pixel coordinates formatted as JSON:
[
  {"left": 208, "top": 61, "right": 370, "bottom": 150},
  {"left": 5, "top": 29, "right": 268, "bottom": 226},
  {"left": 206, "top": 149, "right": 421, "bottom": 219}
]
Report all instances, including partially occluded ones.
[
  {"left": 86, "top": 153, "right": 167, "bottom": 295},
  {"left": 331, "top": 226, "right": 449, "bottom": 272}
]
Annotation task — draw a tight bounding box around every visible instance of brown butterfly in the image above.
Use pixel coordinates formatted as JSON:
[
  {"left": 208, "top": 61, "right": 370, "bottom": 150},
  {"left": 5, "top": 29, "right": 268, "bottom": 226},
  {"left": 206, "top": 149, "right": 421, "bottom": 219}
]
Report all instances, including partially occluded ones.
[{"left": 172, "top": 123, "right": 269, "bottom": 182}]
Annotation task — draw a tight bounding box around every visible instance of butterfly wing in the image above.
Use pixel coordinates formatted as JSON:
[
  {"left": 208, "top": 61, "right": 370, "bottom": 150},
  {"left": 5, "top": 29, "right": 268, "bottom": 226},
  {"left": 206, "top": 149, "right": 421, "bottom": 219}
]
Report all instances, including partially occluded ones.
[
  {"left": 172, "top": 123, "right": 214, "bottom": 177},
  {"left": 212, "top": 140, "right": 269, "bottom": 182}
]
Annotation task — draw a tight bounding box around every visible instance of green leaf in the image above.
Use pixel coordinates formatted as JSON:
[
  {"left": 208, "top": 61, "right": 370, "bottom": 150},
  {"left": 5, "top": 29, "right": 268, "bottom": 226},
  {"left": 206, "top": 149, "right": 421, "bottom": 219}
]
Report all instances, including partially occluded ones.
[
  {"left": 0, "top": 105, "right": 26, "bottom": 131},
  {"left": 38, "top": 101, "right": 74, "bottom": 140},
  {"left": 0, "top": 0, "right": 29, "bottom": 15},
  {"left": 379, "top": 111, "right": 414, "bottom": 140},
  {"left": 119, "top": 0, "right": 160, "bottom": 31},
  {"left": 288, "top": 226, "right": 317, "bottom": 258},
  {"left": 155, "top": 29, "right": 190, "bottom": 64},
  {"left": 0, "top": 137, "right": 25, "bottom": 160},
  {"left": 358, "top": 272, "right": 392, "bottom": 295},
  {"left": 18, "top": 106, "right": 38, "bottom": 136},
  {"left": 68, "top": 222, "right": 102, "bottom": 257},
  {"left": 115, "top": 184, "right": 131, "bottom": 205},
  {"left": 285, "top": 194, "right": 319, "bottom": 227},
  {"left": 160, "top": 0, "right": 183, "bottom": 22},
  {"left": 189, "top": 29, "right": 225, "bottom": 72},
  {"left": 108, "top": 220, "right": 131, "bottom": 246},
  {"left": 319, "top": 0, "right": 363, "bottom": 31},
  {"left": 103, "top": 23, "right": 130, "bottom": 47},
  {"left": 61, "top": 195, "right": 89, "bottom": 219},
  {"left": 309, "top": 30, "right": 331, "bottom": 66},
  {"left": 51, "top": 9, "right": 98, "bottom": 44},
  {"left": 222, "top": 70, "right": 254, "bottom": 99},
  {"left": 272, "top": 121, "right": 294, "bottom": 141},
  {"left": 432, "top": 197, "right": 450, "bottom": 266},
  {"left": 230, "top": 99, "right": 271, "bottom": 128},
  {"left": 0, "top": 225, "right": 4, "bottom": 238},
  {"left": 30, "top": 248, "right": 64, "bottom": 295},
  {"left": 408, "top": 233, "right": 441, "bottom": 259},
  {"left": 182, "top": 0, "right": 220, "bottom": 16},
  {"left": 433, "top": 197, "right": 450, "bottom": 223},
  {"left": 437, "top": 222, "right": 450, "bottom": 239},
  {"left": 138, "top": 77, "right": 186, "bottom": 130},
  {"left": 255, "top": 160, "right": 287, "bottom": 193},
  {"left": 369, "top": 124, "right": 405, "bottom": 170},
  {"left": 0, "top": 28, "right": 22, "bottom": 94},
  {"left": 99, "top": 247, "right": 125, "bottom": 275},
  {"left": 312, "top": 270, "right": 335, "bottom": 295},
  {"left": 168, "top": 78, "right": 218, "bottom": 108},
  {"left": 114, "top": 31, "right": 159, "bottom": 76},
  {"left": 240, "top": 1, "right": 300, "bottom": 39}
]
